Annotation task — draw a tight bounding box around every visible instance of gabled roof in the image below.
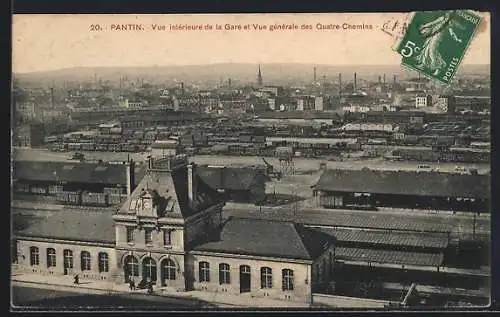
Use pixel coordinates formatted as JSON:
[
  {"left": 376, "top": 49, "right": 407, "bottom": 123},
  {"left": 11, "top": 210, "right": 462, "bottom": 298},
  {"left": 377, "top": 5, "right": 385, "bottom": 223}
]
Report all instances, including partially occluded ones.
[
  {"left": 196, "top": 166, "right": 267, "bottom": 191},
  {"left": 15, "top": 211, "right": 115, "bottom": 244},
  {"left": 13, "top": 161, "right": 129, "bottom": 185},
  {"left": 117, "top": 161, "right": 222, "bottom": 219},
  {"left": 192, "top": 217, "right": 334, "bottom": 261},
  {"left": 316, "top": 169, "right": 489, "bottom": 199}
]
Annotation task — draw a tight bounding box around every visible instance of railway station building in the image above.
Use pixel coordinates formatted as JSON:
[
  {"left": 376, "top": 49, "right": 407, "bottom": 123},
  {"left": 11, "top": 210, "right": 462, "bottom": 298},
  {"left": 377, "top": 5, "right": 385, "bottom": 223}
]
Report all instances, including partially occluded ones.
[{"left": 13, "top": 155, "right": 335, "bottom": 304}]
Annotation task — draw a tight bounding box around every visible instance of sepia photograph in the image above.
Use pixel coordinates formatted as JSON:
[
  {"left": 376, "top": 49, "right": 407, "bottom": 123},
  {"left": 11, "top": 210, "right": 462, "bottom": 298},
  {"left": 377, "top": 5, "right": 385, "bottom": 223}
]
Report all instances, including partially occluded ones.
[{"left": 11, "top": 12, "right": 491, "bottom": 311}]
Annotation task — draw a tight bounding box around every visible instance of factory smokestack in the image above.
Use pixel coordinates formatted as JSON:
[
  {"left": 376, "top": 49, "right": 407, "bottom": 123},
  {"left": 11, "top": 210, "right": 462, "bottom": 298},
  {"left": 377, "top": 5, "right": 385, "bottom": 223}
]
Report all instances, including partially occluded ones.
[
  {"left": 313, "top": 66, "right": 317, "bottom": 84},
  {"left": 338, "top": 73, "right": 342, "bottom": 99},
  {"left": 228, "top": 78, "right": 232, "bottom": 88},
  {"left": 181, "top": 82, "right": 185, "bottom": 95},
  {"left": 50, "top": 87, "right": 54, "bottom": 108},
  {"left": 393, "top": 74, "right": 397, "bottom": 87},
  {"left": 354, "top": 72, "right": 357, "bottom": 92}
]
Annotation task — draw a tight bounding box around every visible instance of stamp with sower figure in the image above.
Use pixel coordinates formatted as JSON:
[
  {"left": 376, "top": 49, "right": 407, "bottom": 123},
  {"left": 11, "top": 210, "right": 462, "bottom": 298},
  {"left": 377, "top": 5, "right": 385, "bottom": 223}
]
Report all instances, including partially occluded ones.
[{"left": 395, "top": 10, "right": 482, "bottom": 85}]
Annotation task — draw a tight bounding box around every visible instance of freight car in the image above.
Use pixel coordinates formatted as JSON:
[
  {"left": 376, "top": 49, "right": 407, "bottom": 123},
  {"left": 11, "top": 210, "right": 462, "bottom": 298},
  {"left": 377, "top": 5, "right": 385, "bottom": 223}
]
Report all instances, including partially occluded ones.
[
  {"left": 55, "top": 191, "right": 82, "bottom": 205},
  {"left": 81, "top": 191, "right": 109, "bottom": 206},
  {"left": 108, "top": 193, "right": 124, "bottom": 205}
]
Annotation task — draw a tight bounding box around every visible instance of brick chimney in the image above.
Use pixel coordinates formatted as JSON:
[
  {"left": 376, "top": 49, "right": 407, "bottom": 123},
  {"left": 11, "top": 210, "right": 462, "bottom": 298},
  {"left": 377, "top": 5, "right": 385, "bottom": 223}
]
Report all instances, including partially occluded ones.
[
  {"left": 126, "top": 159, "right": 135, "bottom": 197},
  {"left": 187, "top": 163, "right": 197, "bottom": 203}
]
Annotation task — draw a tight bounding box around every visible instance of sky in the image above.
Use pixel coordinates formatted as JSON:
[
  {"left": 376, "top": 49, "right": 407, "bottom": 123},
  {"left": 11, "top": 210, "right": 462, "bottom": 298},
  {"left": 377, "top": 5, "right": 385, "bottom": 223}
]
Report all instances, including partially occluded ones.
[{"left": 12, "top": 13, "right": 491, "bottom": 74}]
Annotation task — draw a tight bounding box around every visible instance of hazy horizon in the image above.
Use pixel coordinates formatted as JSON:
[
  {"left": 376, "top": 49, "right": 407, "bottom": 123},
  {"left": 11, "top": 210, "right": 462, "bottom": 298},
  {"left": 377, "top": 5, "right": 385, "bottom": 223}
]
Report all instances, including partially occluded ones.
[
  {"left": 13, "top": 62, "right": 491, "bottom": 76},
  {"left": 12, "top": 13, "right": 490, "bottom": 74}
]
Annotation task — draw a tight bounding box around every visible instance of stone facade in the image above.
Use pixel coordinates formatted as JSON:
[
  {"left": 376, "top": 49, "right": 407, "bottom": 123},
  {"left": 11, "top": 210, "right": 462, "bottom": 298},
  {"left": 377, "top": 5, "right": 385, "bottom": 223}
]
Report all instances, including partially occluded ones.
[
  {"left": 16, "top": 239, "right": 117, "bottom": 282},
  {"left": 189, "top": 252, "right": 313, "bottom": 304}
]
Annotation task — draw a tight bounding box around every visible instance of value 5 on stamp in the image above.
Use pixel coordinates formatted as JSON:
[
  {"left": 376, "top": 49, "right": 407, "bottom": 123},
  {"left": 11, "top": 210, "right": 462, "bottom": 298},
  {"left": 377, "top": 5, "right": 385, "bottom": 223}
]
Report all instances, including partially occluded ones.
[{"left": 396, "top": 10, "right": 482, "bottom": 85}]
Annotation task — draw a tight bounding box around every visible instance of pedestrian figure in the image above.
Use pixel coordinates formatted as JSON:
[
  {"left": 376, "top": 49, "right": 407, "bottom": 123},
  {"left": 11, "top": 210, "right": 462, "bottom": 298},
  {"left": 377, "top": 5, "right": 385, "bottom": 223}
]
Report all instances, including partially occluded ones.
[
  {"left": 131, "top": 279, "right": 136, "bottom": 290},
  {"left": 147, "top": 282, "right": 153, "bottom": 294},
  {"left": 73, "top": 274, "right": 79, "bottom": 285},
  {"left": 129, "top": 279, "right": 134, "bottom": 290}
]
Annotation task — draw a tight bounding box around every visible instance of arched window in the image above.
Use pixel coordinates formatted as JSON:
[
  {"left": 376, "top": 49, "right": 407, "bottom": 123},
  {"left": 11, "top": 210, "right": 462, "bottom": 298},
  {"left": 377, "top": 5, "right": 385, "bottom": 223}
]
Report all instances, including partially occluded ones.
[
  {"left": 199, "top": 261, "right": 210, "bottom": 282},
  {"left": 30, "top": 247, "right": 39, "bottom": 266},
  {"left": 162, "top": 258, "right": 176, "bottom": 281},
  {"left": 63, "top": 249, "right": 73, "bottom": 269},
  {"left": 142, "top": 257, "right": 157, "bottom": 282},
  {"left": 81, "top": 251, "right": 91, "bottom": 271},
  {"left": 124, "top": 255, "right": 139, "bottom": 278},
  {"left": 46, "top": 248, "right": 56, "bottom": 268},
  {"left": 260, "top": 267, "right": 272, "bottom": 289},
  {"left": 219, "top": 263, "right": 230, "bottom": 285},
  {"left": 282, "top": 269, "right": 294, "bottom": 291},
  {"left": 98, "top": 252, "right": 109, "bottom": 273}
]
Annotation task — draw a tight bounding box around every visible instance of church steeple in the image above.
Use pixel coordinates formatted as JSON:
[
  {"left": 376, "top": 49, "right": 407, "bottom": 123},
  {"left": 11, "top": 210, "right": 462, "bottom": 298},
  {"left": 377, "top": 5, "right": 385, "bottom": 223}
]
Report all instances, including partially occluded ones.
[{"left": 257, "top": 64, "right": 263, "bottom": 87}]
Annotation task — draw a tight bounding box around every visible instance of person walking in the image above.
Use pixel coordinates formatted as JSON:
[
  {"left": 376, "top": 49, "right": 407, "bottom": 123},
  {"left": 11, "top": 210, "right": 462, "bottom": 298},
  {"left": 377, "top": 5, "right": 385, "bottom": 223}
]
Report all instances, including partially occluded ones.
[{"left": 73, "top": 274, "right": 79, "bottom": 285}]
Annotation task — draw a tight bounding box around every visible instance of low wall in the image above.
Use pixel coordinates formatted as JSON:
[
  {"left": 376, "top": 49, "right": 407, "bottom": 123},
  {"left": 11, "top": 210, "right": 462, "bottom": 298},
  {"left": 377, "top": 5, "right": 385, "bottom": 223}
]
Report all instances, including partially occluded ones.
[{"left": 312, "top": 293, "right": 395, "bottom": 308}]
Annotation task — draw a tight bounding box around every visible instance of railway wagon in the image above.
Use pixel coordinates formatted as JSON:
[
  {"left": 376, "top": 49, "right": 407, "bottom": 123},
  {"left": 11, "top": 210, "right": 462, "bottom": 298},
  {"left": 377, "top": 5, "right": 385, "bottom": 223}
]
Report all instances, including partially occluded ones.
[
  {"left": 67, "top": 143, "right": 82, "bottom": 151},
  {"left": 96, "top": 144, "right": 108, "bottom": 151},
  {"left": 47, "top": 185, "right": 64, "bottom": 195},
  {"left": 244, "top": 146, "right": 261, "bottom": 156},
  {"left": 81, "top": 142, "right": 96, "bottom": 151},
  {"left": 81, "top": 191, "right": 109, "bottom": 206},
  {"left": 55, "top": 191, "right": 82, "bottom": 205},
  {"left": 108, "top": 193, "right": 124, "bottom": 205},
  {"left": 30, "top": 186, "right": 48, "bottom": 194}
]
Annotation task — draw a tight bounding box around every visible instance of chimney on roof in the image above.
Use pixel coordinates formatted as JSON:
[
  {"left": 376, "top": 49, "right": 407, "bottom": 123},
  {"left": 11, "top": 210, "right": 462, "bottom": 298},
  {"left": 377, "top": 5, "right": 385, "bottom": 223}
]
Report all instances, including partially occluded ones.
[
  {"left": 187, "top": 163, "right": 197, "bottom": 205},
  {"left": 126, "top": 160, "right": 135, "bottom": 197}
]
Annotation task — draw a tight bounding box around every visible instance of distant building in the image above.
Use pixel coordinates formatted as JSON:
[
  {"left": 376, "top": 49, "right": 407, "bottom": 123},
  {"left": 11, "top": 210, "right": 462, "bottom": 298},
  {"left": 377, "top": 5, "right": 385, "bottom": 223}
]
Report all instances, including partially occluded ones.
[
  {"left": 296, "top": 96, "right": 315, "bottom": 111},
  {"left": 314, "top": 96, "right": 324, "bottom": 111},
  {"left": 13, "top": 123, "right": 45, "bottom": 148},
  {"left": 150, "top": 140, "right": 179, "bottom": 157},
  {"left": 415, "top": 94, "right": 432, "bottom": 108},
  {"left": 435, "top": 96, "right": 456, "bottom": 113},
  {"left": 119, "top": 99, "right": 147, "bottom": 109}
]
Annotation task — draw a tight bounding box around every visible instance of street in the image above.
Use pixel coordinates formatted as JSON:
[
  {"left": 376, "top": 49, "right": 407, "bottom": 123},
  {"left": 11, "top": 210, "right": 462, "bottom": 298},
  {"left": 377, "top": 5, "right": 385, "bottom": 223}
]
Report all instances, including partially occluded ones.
[{"left": 11, "top": 285, "right": 215, "bottom": 310}]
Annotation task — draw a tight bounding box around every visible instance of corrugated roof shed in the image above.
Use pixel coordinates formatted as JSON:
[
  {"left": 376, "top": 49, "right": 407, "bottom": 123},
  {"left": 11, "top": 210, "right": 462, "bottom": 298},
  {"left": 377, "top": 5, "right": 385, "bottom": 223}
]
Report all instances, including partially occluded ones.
[
  {"left": 192, "top": 217, "right": 334, "bottom": 261},
  {"left": 314, "top": 227, "right": 449, "bottom": 249},
  {"left": 336, "top": 247, "right": 444, "bottom": 267},
  {"left": 316, "top": 169, "right": 489, "bottom": 199},
  {"left": 13, "top": 161, "right": 129, "bottom": 185}
]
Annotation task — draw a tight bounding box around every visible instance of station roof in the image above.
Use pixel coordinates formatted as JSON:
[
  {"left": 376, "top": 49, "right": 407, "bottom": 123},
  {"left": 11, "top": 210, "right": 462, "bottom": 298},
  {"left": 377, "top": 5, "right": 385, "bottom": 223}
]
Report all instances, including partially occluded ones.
[
  {"left": 300, "top": 211, "right": 453, "bottom": 233},
  {"left": 314, "top": 227, "right": 449, "bottom": 249},
  {"left": 192, "top": 217, "right": 334, "bottom": 261},
  {"left": 316, "top": 169, "right": 490, "bottom": 199},
  {"left": 13, "top": 161, "right": 129, "bottom": 185},
  {"left": 14, "top": 210, "right": 115, "bottom": 245},
  {"left": 336, "top": 247, "right": 444, "bottom": 267}
]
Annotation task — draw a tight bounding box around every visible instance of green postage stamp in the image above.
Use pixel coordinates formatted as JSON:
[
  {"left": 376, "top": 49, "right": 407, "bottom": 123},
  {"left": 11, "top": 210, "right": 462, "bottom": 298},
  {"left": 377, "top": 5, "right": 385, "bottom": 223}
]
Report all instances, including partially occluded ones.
[{"left": 396, "top": 10, "right": 482, "bottom": 85}]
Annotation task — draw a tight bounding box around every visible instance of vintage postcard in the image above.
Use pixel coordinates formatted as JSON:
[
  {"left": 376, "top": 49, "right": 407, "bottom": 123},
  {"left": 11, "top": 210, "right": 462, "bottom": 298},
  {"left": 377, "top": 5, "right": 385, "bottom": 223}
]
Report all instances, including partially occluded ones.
[{"left": 11, "top": 12, "right": 491, "bottom": 311}]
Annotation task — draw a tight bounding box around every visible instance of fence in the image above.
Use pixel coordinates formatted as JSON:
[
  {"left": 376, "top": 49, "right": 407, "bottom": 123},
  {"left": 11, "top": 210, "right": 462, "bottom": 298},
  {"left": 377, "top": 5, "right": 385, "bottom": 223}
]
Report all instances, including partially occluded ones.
[{"left": 312, "top": 293, "right": 396, "bottom": 308}]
